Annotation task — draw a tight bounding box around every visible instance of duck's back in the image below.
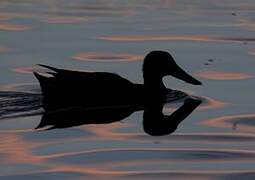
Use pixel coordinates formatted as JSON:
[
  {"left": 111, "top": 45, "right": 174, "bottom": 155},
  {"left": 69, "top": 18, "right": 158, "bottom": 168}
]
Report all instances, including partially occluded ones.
[{"left": 34, "top": 66, "right": 142, "bottom": 109}]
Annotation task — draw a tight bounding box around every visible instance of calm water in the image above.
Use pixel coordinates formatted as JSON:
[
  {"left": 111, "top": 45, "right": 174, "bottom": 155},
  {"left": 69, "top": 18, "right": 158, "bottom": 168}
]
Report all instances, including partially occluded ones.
[{"left": 1, "top": 0, "right": 255, "bottom": 179}]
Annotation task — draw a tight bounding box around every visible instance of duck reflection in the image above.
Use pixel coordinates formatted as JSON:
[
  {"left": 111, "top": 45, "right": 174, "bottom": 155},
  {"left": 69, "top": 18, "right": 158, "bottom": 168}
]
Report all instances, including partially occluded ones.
[
  {"left": 143, "top": 98, "right": 201, "bottom": 136},
  {"left": 36, "top": 98, "right": 201, "bottom": 136},
  {"left": 36, "top": 105, "right": 141, "bottom": 130}
]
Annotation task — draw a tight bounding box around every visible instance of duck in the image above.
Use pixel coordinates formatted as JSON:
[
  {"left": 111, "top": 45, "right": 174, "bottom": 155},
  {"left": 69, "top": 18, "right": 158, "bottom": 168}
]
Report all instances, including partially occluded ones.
[{"left": 34, "top": 51, "right": 202, "bottom": 110}]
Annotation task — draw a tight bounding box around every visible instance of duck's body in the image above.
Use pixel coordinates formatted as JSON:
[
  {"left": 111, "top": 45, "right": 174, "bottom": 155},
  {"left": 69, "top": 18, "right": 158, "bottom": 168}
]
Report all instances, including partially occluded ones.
[
  {"left": 34, "top": 51, "right": 202, "bottom": 110},
  {"left": 35, "top": 67, "right": 146, "bottom": 109}
]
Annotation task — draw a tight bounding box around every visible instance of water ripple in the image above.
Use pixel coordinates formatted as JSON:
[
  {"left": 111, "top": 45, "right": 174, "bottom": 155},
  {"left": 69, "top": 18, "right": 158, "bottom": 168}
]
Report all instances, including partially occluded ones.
[
  {"left": 46, "top": 148, "right": 255, "bottom": 164},
  {"left": 0, "top": 23, "right": 30, "bottom": 32},
  {"left": 72, "top": 52, "right": 142, "bottom": 62},
  {"left": 203, "top": 114, "right": 255, "bottom": 131},
  {"left": 196, "top": 70, "right": 254, "bottom": 80},
  {"left": 98, "top": 35, "right": 255, "bottom": 43}
]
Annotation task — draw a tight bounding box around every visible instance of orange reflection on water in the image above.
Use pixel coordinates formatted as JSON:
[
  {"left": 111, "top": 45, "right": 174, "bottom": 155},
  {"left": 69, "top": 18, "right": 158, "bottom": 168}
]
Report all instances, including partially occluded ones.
[
  {"left": 45, "top": 147, "right": 255, "bottom": 169},
  {"left": 0, "top": 12, "right": 34, "bottom": 20},
  {"left": 196, "top": 70, "right": 254, "bottom": 80},
  {"left": 45, "top": 17, "right": 86, "bottom": 24},
  {"left": 0, "top": 133, "right": 43, "bottom": 164},
  {"left": 11, "top": 66, "right": 40, "bottom": 74},
  {"left": 164, "top": 96, "right": 227, "bottom": 113},
  {"left": 99, "top": 35, "right": 216, "bottom": 42},
  {"left": 198, "top": 97, "right": 227, "bottom": 110},
  {"left": 0, "top": 23, "right": 30, "bottom": 31},
  {"left": 72, "top": 52, "right": 142, "bottom": 62},
  {"left": 51, "top": 165, "right": 127, "bottom": 176},
  {"left": 98, "top": 35, "right": 255, "bottom": 43},
  {"left": 202, "top": 114, "right": 255, "bottom": 131},
  {"left": 125, "top": 132, "right": 255, "bottom": 144},
  {"left": 85, "top": 123, "right": 131, "bottom": 139},
  {"left": 0, "top": 46, "right": 8, "bottom": 53},
  {"left": 0, "top": 12, "right": 27, "bottom": 21}
]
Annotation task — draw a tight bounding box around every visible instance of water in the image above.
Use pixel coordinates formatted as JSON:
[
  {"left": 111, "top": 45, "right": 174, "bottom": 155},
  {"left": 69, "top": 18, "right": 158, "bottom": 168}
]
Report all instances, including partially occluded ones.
[{"left": 1, "top": 0, "right": 255, "bottom": 179}]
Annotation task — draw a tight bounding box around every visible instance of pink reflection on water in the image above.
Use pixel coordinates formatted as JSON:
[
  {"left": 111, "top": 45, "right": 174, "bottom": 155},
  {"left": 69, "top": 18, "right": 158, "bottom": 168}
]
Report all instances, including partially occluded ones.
[
  {"left": 99, "top": 35, "right": 255, "bottom": 43},
  {"left": 84, "top": 123, "right": 131, "bottom": 139},
  {"left": 198, "top": 97, "right": 227, "bottom": 110},
  {"left": 0, "top": 46, "right": 8, "bottom": 53},
  {"left": 49, "top": 165, "right": 122, "bottom": 175},
  {"left": 45, "top": 17, "right": 86, "bottom": 24},
  {"left": 196, "top": 70, "right": 254, "bottom": 80},
  {"left": 0, "top": 12, "right": 31, "bottom": 21},
  {"left": 0, "top": 23, "right": 30, "bottom": 31},
  {"left": 11, "top": 66, "right": 40, "bottom": 74},
  {"left": 202, "top": 114, "right": 255, "bottom": 131},
  {"left": 72, "top": 52, "right": 142, "bottom": 62},
  {"left": 0, "top": 133, "right": 43, "bottom": 164},
  {"left": 164, "top": 96, "right": 227, "bottom": 113},
  {"left": 0, "top": 12, "right": 29, "bottom": 20}
]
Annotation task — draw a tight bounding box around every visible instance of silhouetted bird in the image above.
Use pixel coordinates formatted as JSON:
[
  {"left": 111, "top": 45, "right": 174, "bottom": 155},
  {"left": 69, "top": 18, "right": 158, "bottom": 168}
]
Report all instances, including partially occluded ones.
[{"left": 34, "top": 51, "right": 202, "bottom": 110}]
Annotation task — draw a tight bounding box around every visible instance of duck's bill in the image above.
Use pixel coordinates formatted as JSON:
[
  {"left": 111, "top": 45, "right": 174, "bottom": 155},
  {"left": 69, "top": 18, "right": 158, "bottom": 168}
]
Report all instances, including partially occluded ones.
[{"left": 171, "top": 66, "right": 202, "bottom": 85}]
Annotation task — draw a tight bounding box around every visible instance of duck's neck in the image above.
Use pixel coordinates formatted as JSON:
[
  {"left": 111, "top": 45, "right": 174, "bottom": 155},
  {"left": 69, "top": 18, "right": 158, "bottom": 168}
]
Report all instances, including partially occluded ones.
[{"left": 143, "top": 75, "right": 166, "bottom": 94}]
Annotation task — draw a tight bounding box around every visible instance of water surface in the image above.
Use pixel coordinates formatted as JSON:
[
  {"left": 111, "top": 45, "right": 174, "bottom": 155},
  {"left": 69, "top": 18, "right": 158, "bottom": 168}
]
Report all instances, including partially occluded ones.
[{"left": 1, "top": 0, "right": 255, "bottom": 179}]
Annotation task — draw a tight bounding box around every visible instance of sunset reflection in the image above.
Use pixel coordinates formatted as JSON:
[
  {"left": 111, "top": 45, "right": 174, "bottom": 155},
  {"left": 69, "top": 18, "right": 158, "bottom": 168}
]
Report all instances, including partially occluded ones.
[
  {"left": 1, "top": 0, "right": 255, "bottom": 179},
  {"left": 98, "top": 35, "right": 255, "bottom": 43},
  {"left": 0, "top": 23, "right": 30, "bottom": 31},
  {"left": 45, "top": 17, "right": 86, "bottom": 24},
  {"left": 203, "top": 114, "right": 255, "bottom": 131},
  {"left": 12, "top": 66, "right": 39, "bottom": 74},
  {"left": 0, "top": 46, "right": 8, "bottom": 53},
  {"left": 198, "top": 97, "right": 227, "bottom": 110},
  {"left": 196, "top": 70, "right": 254, "bottom": 80},
  {"left": 0, "top": 133, "right": 42, "bottom": 164},
  {"left": 72, "top": 52, "right": 142, "bottom": 62}
]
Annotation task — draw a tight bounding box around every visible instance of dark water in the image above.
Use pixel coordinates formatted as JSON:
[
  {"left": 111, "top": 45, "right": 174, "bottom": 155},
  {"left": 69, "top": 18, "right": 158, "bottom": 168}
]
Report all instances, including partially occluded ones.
[{"left": 1, "top": 0, "right": 255, "bottom": 179}]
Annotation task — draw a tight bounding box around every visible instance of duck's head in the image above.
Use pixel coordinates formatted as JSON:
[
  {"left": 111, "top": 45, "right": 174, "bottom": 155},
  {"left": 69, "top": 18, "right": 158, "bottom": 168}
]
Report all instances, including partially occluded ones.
[{"left": 143, "top": 51, "right": 202, "bottom": 85}]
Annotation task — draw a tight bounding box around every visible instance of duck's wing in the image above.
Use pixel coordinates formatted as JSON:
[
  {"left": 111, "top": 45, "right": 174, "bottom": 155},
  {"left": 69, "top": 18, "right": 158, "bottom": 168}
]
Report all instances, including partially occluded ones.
[
  {"left": 34, "top": 64, "right": 135, "bottom": 107},
  {"left": 37, "top": 64, "right": 129, "bottom": 82},
  {"left": 37, "top": 64, "right": 89, "bottom": 79},
  {"left": 37, "top": 64, "right": 59, "bottom": 73}
]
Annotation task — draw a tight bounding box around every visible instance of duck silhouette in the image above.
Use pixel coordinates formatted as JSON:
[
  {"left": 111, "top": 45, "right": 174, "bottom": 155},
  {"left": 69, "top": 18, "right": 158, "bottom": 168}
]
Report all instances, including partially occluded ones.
[{"left": 34, "top": 51, "right": 202, "bottom": 110}]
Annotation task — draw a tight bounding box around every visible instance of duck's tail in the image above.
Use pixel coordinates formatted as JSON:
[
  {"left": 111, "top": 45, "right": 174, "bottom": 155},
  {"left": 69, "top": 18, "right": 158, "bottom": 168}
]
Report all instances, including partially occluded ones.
[
  {"left": 33, "top": 72, "right": 57, "bottom": 96},
  {"left": 33, "top": 72, "right": 45, "bottom": 83},
  {"left": 37, "top": 64, "right": 59, "bottom": 72}
]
